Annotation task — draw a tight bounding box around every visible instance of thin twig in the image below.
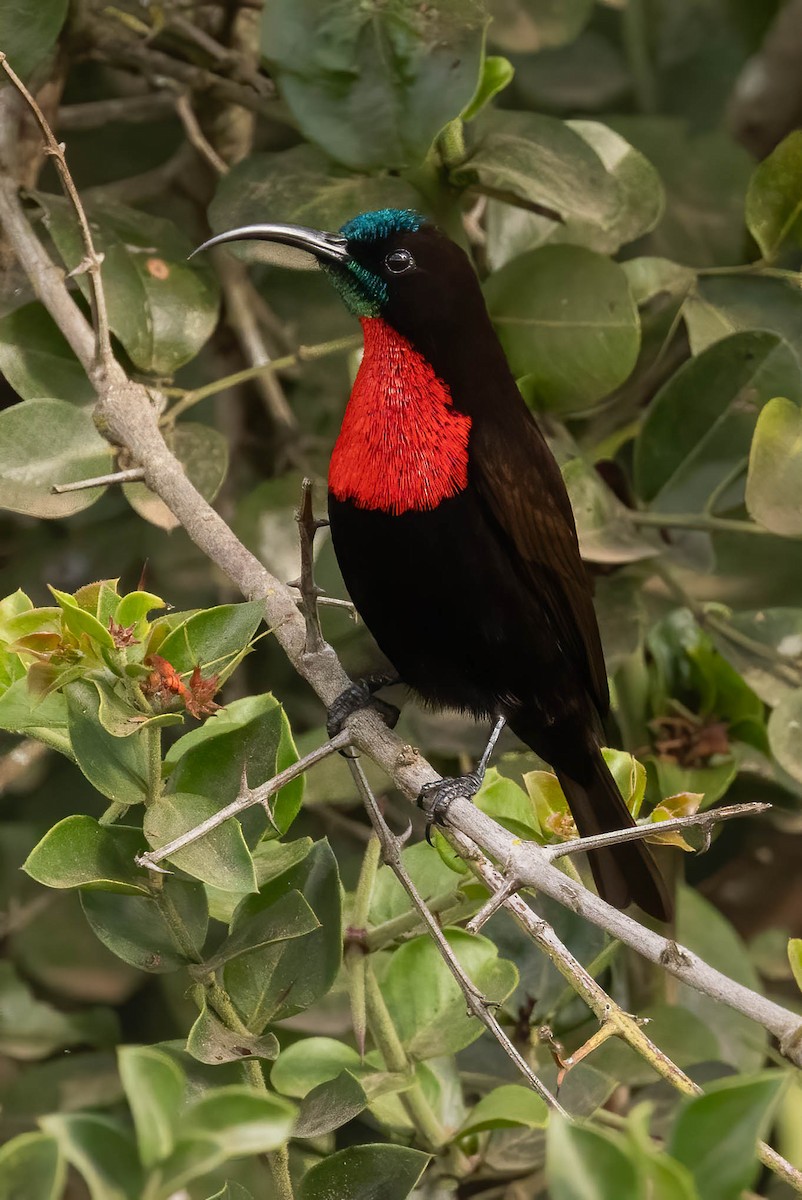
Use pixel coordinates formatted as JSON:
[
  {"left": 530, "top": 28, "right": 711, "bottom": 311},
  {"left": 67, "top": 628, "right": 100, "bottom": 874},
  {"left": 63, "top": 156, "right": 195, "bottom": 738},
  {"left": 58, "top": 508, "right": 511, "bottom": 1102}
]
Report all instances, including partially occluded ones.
[
  {"left": 291, "top": 478, "right": 326, "bottom": 655},
  {"left": 546, "top": 802, "right": 771, "bottom": 861},
  {"left": 0, "top": 54, "right": 113, "bottom": 372},
  {"left": 349, "top": 756, "right": 567, "bottom": 1117},
  {"left": 136, "top": 731, "right": 349, "bottom": 869},
  {"left": 51, "top": 466, "right": 145, "bottom": 493},
  {"left": 58, "top": 93, "right": 176, "bottom": 131},
  {"left": 174, "top": 92, "right": 228, "bottom": 175}
]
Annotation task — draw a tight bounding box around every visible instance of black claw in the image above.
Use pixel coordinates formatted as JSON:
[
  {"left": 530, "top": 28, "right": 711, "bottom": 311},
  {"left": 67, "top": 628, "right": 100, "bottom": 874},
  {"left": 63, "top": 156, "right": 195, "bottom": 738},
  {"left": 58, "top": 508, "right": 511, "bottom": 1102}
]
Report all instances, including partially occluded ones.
[
  {"left": 326, "top": 674, "right": 401, "bottom": 743},
  {"left": 418, "top": 772, "right": 482, "bottom": 843}
]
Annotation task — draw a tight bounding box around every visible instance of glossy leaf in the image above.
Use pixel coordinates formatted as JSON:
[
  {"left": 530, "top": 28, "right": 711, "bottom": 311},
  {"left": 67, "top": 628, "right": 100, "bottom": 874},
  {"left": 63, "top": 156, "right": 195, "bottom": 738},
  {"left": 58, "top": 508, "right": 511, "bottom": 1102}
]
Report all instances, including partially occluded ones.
[
  {"left": 294, "top": 1071, "right": 369, "bottom": 1139},
  {"left": 0, "top": 302, "right": 94, "bottom": 403},
  {"left": 66, "top": 679, "right": 149, "bottom": 804},
  {"left": 186, "top": 1001, "right": 279, "bottom": 1065},
  {"left": 0, "top": 677, "right": 71, "bottom": 755},
  {"left": 271, "top": 1037, "right": 364, "bottom": 1099},
  {"left": 166, "top": 693, "right": 303, "bottom": 839},
  {"left": 745, "top": 130, "right": 802, "bottom": 260},
  {"left": 81, "top": 877, "right": 208, "bottom": 972},
  {"left": 23, "top": 816, "right": 150, "bottom": 894},
  {"left": 40, "top": 1114, "right": 142, "bottom": 1200},
  {"left": 39, "top": 195, "right": 220, "bottom": 375},
  {"left": 369, "top": 841, "right": 464, "bottom": 926},
  {"left": 0, "top": 1131, "right": 65, "bottom": 1200},
  {"left": 0, "top": 398, "right": 113, "bottom": 517},
  {"left": 204, "top": 889, "right": 318, "bottom": 969},
  {"left": 461, "top": 54, "right": 514, "bottom": 121},
  {"left": 458, "top": 1084, "right": 548, "bottom": 1136},
  {"left": 224, "top": 839, "right": 342, "bottom": 1027},
  {"left": 684, "top": 275, "right": 802, "bottom": 363},
  {"left": 299, "top": 1144, "right": 430, "bottom": 1200},
  {"left": 0, "top": 0, "right": 68, "bottom": 81},
  {"left": 143, "top": 792, "right": 257, "bottom": 893},
  {"left": 475, "top": 768, "right": 540, "bottom": 839},
  {"left": 547, "top": 1116, "right": 639, "bottom": 1200},
  {"left": 485, "top": 245, "right": 640, "bottom": 411},
  {"left": 156, "top": 599, "right": 265, "bottom": 675},
  {"left": 789, "top": 939, "right": 802, "bottom": 994},
  {"left": 381, "top": 929, "right": 517, "bottom": 1059},
  {"left": 262, "top": 0, "right": 486, "bottom": 170},
  {"left": 746, "top": 396, "right": 802, "bottom": 536},
  {"left": 123, "top": 423, "right": 228, "bottom": 530},
  {"left": 635, "top": 332, "right": 802, "bottom": 511},
  {"left": 668, "top": 1072, "right": 784, "bottom": 1200},
  {"left": 623, "top": 257, "right": 696, "bottom": 306},
  {"left": 118, "top": 1045, "right": 185, "bottom": 1167},
  {"left": 210, "top": 146, "right": 423, "bottom": 261},
  {"left": 565, "top": 120, "right": 664, "bottom": 251},
  {"left": 185, "top": 1086, "right": 296, "bottom": 1155}
]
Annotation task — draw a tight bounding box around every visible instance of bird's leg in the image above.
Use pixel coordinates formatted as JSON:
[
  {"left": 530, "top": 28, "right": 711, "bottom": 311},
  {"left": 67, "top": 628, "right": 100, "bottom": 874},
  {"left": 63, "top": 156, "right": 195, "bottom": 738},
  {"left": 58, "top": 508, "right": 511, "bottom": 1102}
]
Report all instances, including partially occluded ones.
[
  {"left": 326, "top": 671, "right": 401, "bottom": 741},
  {"left": 419, "top": 716, "right": 507, "bottom": 843}
]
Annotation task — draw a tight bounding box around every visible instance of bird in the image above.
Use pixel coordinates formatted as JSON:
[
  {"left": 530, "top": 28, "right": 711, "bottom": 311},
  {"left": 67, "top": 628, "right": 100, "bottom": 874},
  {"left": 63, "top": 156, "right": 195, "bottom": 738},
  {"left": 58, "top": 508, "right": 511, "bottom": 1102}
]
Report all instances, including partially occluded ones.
[{"left": 195, "top": 208, "right": 671, "bottom": 921}]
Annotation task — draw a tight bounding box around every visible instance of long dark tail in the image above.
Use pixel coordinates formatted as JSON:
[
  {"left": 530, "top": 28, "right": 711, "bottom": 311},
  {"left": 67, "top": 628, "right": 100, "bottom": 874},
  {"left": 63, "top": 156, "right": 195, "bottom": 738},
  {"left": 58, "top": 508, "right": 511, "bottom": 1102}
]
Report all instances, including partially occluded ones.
[{"left": 556, "top": 753, "right": 672, "bottom": 922}]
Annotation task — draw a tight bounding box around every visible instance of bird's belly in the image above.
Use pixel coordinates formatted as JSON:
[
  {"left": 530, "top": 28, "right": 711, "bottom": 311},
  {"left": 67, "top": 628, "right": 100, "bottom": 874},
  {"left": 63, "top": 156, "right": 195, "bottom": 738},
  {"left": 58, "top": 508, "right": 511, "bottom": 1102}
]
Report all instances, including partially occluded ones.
[{"left": 328, "top": 492, "right": 571, "bottom": 719}]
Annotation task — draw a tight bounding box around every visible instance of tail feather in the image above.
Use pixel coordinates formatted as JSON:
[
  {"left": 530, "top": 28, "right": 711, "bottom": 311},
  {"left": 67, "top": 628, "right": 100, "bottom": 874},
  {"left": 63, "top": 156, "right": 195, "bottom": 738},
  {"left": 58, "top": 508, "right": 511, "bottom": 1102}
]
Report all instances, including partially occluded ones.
[{"left": 556, "top": 756, "right": 672, "bottom": 922}]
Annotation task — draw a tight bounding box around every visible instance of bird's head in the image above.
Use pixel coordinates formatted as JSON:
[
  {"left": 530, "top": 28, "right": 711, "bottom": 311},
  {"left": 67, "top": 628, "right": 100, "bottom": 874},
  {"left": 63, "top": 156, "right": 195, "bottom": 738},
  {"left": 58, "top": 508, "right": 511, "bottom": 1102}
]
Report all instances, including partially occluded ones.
[{"left": 193, "top": 208, "right": 488, "bottom": 357}]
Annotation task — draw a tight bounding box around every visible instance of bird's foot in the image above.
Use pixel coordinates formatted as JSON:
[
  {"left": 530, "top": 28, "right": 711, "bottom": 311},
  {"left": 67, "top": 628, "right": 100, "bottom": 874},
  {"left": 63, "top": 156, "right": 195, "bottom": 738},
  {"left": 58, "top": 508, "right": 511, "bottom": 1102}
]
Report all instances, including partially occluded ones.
[
  {"left": 418, "top": 771, "right": 483, "bottom": 845},
  {"left": 326, "top": 672, "right": 401, "bottom": 744}
]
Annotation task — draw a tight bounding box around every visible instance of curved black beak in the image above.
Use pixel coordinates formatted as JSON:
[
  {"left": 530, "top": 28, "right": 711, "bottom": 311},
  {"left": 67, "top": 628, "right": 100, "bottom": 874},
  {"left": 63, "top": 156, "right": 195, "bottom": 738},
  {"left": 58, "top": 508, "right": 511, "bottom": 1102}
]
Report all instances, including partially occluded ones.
[{"left": 190, "top": 222, "right": 351, "bottom": 267}]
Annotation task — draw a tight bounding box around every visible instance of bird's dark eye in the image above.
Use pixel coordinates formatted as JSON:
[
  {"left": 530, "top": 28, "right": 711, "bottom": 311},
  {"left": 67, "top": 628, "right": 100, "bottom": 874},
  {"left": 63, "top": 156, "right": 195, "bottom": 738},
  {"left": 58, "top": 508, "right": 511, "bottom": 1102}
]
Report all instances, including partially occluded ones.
[{"left": 384, "top": 249, "right": 415, "bottom": 274}]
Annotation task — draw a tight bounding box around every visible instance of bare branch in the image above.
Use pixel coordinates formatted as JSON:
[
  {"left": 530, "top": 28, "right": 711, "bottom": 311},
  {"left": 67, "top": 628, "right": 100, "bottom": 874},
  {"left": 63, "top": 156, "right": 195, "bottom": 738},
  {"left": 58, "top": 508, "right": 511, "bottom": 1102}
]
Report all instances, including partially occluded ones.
[
  {"left": 135, "top": 730, "right": 350, "bottom": 870},
  {"left": 58, "top": 93, "right": 176, "bottom": 131},
  {"left": 0, "top": 54, "right": 113, "bottom": 371},
  {"left": 348, "top": 755, "right": 568, "bottom": 1117},
  {"left": 546, "top": 802, "right": 771, "bottom": 861},
  {"left": 291, "top": 477, "right": 326, "bottom": 655},
  {"left": 174, "top": 92, "right": 228, "bottom": 175},
  {"left": 51, "top": 466, "right": 145, "bottom": 494}
]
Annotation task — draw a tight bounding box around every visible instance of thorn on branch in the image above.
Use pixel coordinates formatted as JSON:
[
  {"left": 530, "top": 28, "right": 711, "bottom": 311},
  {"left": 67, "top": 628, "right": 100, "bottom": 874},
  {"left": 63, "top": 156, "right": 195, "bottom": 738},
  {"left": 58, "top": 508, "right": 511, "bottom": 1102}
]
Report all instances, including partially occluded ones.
[
  {"left": 295, "top": 477, "right": 326, "bottom": 655},
  {"left": 51, "top": 466, "right": 145, "bottom": 494}
]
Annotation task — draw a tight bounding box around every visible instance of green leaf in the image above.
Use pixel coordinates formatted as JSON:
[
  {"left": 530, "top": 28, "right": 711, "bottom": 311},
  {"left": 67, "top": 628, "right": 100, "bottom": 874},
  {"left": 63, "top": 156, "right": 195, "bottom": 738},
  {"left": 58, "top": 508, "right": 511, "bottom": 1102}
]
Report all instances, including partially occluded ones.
[
  {"left": 767, "top": 688, "right": 802, "bottom": 784},
  {"left": 559, "top": 446, "right": 660, "bottom": 564},
  {"left": 186, "top": 1002, "right": 280, "bottom": 1065},
  {"left": 185, "top": 1086, "right": 296, "bottom": 1155},
  {"left": 204, "top": 889, "right": 319, "bottom": 969},
  {"left": 0, "top": 302, "right": 94, "bottom": 403},
  {"left": 299, "top": 1145, "right": 430, "bottom": 1200},
  {"left": 272, "top": 1037, "right": 363, "bottom": 1099},
  {"left": 622, "top": 257, "right": 696, "bottom": 307},
  {"left": 66, "top": 679, "right": 149, "bottom": 804},
  {"left": 684, "top": 275, "right": 802, "bottom": 363},
  {"left": 143, "top": 792, "right": 257, "bottom": 893},
  {"left": 456, "top": 111, "right": 617, "bottom": 227},
  {"left": 0, "top": 961, "right": 118, "bottom": 1060},
  {"left": 745, "top": 131, "right": 802, "bottom": 260},
  {"left": 166, "top": 693, "right": 303, "bottom": 839},
  {"left": 565, "top": 120, "right": 664, "bottom": 252},
  {"left": 458, "top": 1084, "right": 548, "bottom": 1136},
  {"left": 475, "top": 768, "right": 540, "bottom": 839},
  {"left": 93, "top": 677, "right": 183, "bottom": 738},
  {"left": 0, "top": 677, "right": 71, "bottom": 755},
  {"left": 123, "top": 423, "right": 228, "bottom": 530},
  {"left": 81, "top": 877, "right": 208, "bottom": 972},
  {"left": 156, "top": 599, "right": 265, "bottom": 675},
  {"left": 205, "top": 1185, "right": 254, "bottom": 1200},
  {"left": 711, "top": 607, "right": 802, "bottom": 707},
  {"left": 746, "top": 396, "right": 802, "bottom": 537},
  {"left": 635, "top": 332, "right": 802, "bottom": 511},
  {"left": 0, "top": 0, "right": 68, "bottom": 81},
  {"left": 0, "top": 398, "right": 113, "bottom": 517},
  {"left": 369, "top": 840, "right": 465, "bottom": 926},
  {"left": 294, "top": 1071, "right": 369, "bottom": 1139},
  {"left": 668, "top": 1073, "right": 785, "bottom": 1200},
  {"left": 789, "top": 938, "right": 802, "bottom": 994},
  {"left": 209, "top": 146, "right": 424, "bottom": 263},
  {"left": 485, "top": 245, "right": 640, "bottom": 411},
  {"left": 40, "top": 1114, "right": 142, "bottom": 1200},
  {"left": 381, "top": 929, "right": 517, "bottom": 1059},
  {"left": 118, "top": 1045, "right": 185, "bottom": 1167},
  {"left": 224, "top": 839, "right": 342, "bottom": 1027},
  {"left": 49, "top": 586, "right": 115, "bottom": 648},
  {"left": 39, "top": 195, "right": 220, "bottom": 375},
  {"left": 0, "top": 1132, "right": 65, "bottom": 1200},
  {"left": 23, "top": 815, "right": 150, "bottom": 894},
  {"left": 591, "top": 1004, "right": 719, "bottom": 1087},
  {"left": 546, "top": 1117, "right": 639, "bottom": 1200},
  {"left": 602, "top": 748, "right": 647, "bottom": 818},
  {"left": 261, "top": 0, "right": 487, "bottom": 170},
  {"left": 113, "top": 590, "right": 166, "bottom": 634}
]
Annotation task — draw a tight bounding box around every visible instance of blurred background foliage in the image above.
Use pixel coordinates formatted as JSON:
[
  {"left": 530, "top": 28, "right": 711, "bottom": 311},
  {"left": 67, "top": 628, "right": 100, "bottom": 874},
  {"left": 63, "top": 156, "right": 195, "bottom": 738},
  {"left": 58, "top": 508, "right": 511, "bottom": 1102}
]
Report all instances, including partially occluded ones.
[{"left": 2, "top": 0, "right": 802, "bottom": 1197}]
